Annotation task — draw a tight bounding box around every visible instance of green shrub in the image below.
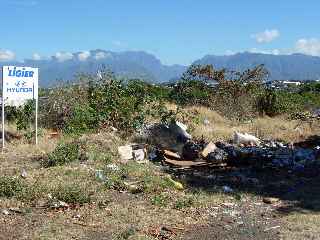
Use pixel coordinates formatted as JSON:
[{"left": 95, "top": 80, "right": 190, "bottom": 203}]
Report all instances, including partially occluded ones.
[
  {"left": 64, "top": 104, "right": 98, "bottom": 134},
  {"left": 151, "top": 193, "right": 170, "bottom": 207},
  {"left": 174, "top": 195, "right": 195, "bottom": 209},
  {"left": 52, "top": 184, "right": 91, "bottom": 204},
  {"left": 0, "top": 176, "right": 24, "bottom": 198},
  {"left": 43, "top": 142, "right": 80, "bottom": 167}
]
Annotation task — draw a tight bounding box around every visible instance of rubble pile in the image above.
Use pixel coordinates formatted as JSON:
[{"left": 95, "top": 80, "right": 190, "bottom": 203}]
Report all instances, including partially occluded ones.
[{"left": 131, "top": 121, "right": 320, "bottom": 172}]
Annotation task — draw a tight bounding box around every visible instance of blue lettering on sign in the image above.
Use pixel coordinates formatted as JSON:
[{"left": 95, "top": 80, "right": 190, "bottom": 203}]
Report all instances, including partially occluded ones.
[
  {"left": 6, "top": 88, "right": 33, "bottom": 93},
  {"left": 7, "top": 67, "right": 34, "bottom": 78}
]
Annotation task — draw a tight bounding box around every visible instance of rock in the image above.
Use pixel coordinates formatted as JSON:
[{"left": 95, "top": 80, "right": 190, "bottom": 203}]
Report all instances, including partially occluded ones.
[
  {"left": 118, "top": 145, "right": 133, "bottom": 160},
  {"left": 133, "top": 149, "right": 145, "bottom": 161},
  {"left": 233, "top": 132, "right": 260, "bottom": 146},
  {"left": 263, "top": 197, "right": 279, "bottom": 204},
  {"left": 201, "top": 142, "right": 217, "bottom": 158}
]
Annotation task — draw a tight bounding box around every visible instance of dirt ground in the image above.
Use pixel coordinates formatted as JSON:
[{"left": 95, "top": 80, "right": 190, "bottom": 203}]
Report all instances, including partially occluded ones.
[{"left": 0, "top": 113, "right": 319, "bottom": 240}]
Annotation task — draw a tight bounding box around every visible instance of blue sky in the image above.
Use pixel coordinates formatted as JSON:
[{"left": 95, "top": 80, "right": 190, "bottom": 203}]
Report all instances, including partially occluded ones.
[{"left": 1, "top": 0, "right": 319, "bottom": 65}]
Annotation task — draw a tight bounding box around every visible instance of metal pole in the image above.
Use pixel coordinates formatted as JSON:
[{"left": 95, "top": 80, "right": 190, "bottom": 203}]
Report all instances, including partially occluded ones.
[
  {"left": 2, "top": 68, "right": 4, "bottom": 150},
  {"left": 35, "top": 95, "right": 38, "bottom": 145}
]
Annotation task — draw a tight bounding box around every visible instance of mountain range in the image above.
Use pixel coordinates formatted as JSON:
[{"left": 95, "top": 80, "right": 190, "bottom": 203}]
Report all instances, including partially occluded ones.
[{"left": 1, "top": 50, "right": 320, "bottom": 87}]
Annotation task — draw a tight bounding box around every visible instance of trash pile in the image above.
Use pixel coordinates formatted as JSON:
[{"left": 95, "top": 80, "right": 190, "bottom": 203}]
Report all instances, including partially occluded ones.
[{"left": 120, "top": 121, "right": 320, "bottom": 172}]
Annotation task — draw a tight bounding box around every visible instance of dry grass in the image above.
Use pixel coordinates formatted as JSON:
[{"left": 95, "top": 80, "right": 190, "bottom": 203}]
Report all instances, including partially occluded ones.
[
  {"left": 0, "top": 107, "right": 320, "bottom": 239},
  {"left": 177, "top": 105, "right": 320, "bottom": 143}
]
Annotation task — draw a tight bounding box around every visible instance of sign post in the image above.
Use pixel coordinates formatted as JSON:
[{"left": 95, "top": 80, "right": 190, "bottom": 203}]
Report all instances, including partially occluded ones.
[{"left": 2, "top": 66, "right": 39, "bottom": 148}]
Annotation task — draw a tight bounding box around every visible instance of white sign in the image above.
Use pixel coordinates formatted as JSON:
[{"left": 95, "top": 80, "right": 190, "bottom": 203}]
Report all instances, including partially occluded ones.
[
  {"left": 2, "top": 66, "right": 38, "bottom": 106},
  {"left": 1, "top": 66, "right": 39, "bottom": 148}
]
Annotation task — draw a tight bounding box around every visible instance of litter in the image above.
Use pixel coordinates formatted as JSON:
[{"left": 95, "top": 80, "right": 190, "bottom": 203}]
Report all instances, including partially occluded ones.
[
  {"left": 233, "top": 132, "right": 261, "bottom": 146},
  {"left": 169, "top": 121, "right": 192, "bottom": 142},
  {"left": 118, "top": 145, "right": 133, "bottom": 160},
  {"left": 133, "top": 149, "right": 145, "bottom": 161},
  {"left": 201, "top": 142, "right": 217, "bottom": 158}
]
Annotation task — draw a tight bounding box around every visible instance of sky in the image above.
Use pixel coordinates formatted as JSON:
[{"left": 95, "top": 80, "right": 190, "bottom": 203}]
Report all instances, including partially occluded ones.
[{"left": 0, "top": 0, "right": 319, "bottom": 65}]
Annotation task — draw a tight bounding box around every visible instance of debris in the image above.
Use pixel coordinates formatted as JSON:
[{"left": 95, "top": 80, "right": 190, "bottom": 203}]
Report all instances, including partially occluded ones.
[
  {"left": 95, "top": 170, "right": 106, "bottom": 181},
  {"left": 164, "top": 150, "right": 181, "bottom": 160},
  {"left": 182, "top": 141, "right": 202, "bottom": 160},
  {"left": 106, "top": 164, "right": 120, "bottom": 171},
  {"left": 165, "top": 175, "right": 184, "bottom": 190},
  {"left": 8, "top": 207, "right": 23, "bottom": 214},
  {"left": 133, "top": 149, "right": 145, "bottom": 161},
  {"left": 118, "top": 145, "right": 133, "bottom": 161},
  {"left": 233, "top": 132, "right": 261, "bottom": 146},
  {"left": 263, "top": 197, "right": 280, "bottom": 204},
  {"left": 21, "top": 169, "right": 27, "bottom": 178},
  {"left": 49, "top": 200, "right": 69, "bottom": 209},
  {"left": 169, "top": 121, "right": 192, "bottom": 142},
  {"left": 206, "top": 148, "right": 228, "bottom": 163},
  {"left": 1, "top": 209, "right": 10, "bottom": 215},
  {"left": 201, "top": 142, "right": 217, "bottom": 158},
  {"left": 222, "top": 186, "right": 234, "bottom": 193},
  {"left": 164, "top": 157, "right": 221, "bottom": 168},
  {"left": 127, "top": 184, "right": 142, "bottom": 194},
  {"left": 264, "top": 225, "right": 280, "bottom": 232},
  {"left": 203, "top": 118, "right": 210, "bottom": 125}
]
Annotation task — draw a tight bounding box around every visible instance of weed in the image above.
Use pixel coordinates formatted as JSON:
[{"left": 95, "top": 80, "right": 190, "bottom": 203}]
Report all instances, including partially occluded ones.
[
  {"left": 0, "top": 176, "right": 24, "bottom": 198},
  {"left": 42, "top": 142, "right": 80, "bottom": 167},
  {"left": 151, "top": 193, "right": 169, "bottom": 207},
  {"left": 174, "top": 195, "right": 195, "bottom": 210},
  {"left": 52, "top": 184, "right": 91, "bottom": 204}
]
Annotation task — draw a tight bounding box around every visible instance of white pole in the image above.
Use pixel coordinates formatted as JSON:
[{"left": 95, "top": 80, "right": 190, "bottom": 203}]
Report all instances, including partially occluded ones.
[
  {"left": 2, "top": 68, "right": 4, "bottom": 150},
  {"left": 35, "top": 95, "right": 38, "bottom": 145}
]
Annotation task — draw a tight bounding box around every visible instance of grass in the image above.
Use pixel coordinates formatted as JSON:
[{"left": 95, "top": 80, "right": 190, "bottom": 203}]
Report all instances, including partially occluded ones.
[{"left": 0, "top": 105, "right": 320, "bottom": 239}]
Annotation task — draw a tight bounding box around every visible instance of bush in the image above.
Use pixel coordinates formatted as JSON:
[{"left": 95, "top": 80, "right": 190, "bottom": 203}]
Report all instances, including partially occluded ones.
[
  {"left": 43, "top": 142, "right": 80, "bottom": 167},
  {"left": 0, "top": 176, "right": 24, "bottom": 198},
  {"left": 52, "top": 184, "right": 91, "bottom": 204}
]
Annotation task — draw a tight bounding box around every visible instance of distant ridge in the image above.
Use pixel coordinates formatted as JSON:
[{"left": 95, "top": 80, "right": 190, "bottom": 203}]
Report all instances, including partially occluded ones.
[{"left": 1, "top": 50, "right": 320, "bottom": 87}]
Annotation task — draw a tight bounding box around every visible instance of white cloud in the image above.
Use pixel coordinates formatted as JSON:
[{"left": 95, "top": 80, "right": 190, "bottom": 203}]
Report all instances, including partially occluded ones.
[
  {"left": 78, "top": 51, "right": 91, "bottom": 61},
  {"left": 251, "top": 29, "right": 280, "bottom": 43},
  {"left": 94, "top": 51, "right": 112, "bottom": 60},
  {"left": 225, "top": 50, "right": 236, "bottom": 56},
  {"left": 32, "top": 53, "right": 41, "bottom": 60},
  {"left": 0, "top": 49, "right": 15, "bottom": 61},
  {"left": 249, "top": 48, "right": 280, "bottom": 55},
  {"left": 54, "top": 51, "right": 73, "bottom": 62},
  {"left": 295, "top": 38, "right": 320, "bottom": 56}
]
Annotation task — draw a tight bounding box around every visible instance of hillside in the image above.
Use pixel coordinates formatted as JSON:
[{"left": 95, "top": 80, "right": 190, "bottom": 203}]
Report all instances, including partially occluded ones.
[
  {"left": 194, "top": 52, "right": 320, "bottom": 80},
  {"left": 1, "top": 51, "right": 320, "bottom": 87}
]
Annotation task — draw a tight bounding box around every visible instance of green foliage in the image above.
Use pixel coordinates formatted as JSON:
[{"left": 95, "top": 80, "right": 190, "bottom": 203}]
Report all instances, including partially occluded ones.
[
  {"left": 64, "top": 104, "right": 98, "bottom": 134},
  {"left": 43, "top": 142, "right": 80, "bottom": 167},
  {"left": 52, "top": 183, "right": 91, "bottom": 204},
  {"left": 174, "top": 195, "right": 195, "bottom": 209},
  {"left": 151, "top": 193, "right": 169, "bottom": 207},
  {"left": 0, "top": 176, "right": 24, "bottom": 198}
]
